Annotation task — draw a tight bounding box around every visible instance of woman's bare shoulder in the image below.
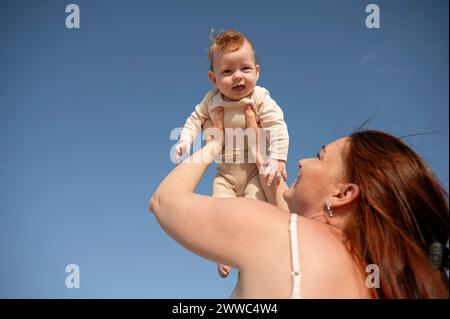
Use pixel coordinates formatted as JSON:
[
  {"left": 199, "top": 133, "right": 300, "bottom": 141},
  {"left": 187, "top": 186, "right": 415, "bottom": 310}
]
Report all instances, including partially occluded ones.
[
  {"left": 297, "top": 216, "right": 369, "bottom": 298},
  {"left": 297, "top": 216, "right": 356, "bottom": 268}
]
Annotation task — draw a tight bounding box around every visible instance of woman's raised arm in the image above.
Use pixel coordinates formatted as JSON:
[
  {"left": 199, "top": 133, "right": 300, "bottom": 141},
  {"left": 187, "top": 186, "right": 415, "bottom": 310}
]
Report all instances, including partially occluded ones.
[{"left": 149, "top": 108, "right": 284, "bottom": 270}]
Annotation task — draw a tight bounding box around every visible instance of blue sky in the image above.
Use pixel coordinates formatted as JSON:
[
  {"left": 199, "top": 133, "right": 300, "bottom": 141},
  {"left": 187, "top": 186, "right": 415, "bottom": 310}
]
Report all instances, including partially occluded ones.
[{"left": 0, "top": 0, "right": 448, "bottom": 298}]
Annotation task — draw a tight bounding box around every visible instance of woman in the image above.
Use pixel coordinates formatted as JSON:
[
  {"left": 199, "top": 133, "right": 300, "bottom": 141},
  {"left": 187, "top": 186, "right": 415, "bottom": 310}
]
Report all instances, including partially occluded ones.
[{"left": 149, "top": 106, "right": 448, "bottom": 298}]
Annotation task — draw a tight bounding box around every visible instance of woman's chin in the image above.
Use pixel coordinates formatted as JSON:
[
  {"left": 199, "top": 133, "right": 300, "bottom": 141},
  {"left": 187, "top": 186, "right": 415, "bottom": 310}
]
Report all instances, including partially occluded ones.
[
  {"left": 290, "top": 178, "right": 299, "bottom": 189},
  {"left": 282, "top": 189, "right": 291, "bottom": 203}
]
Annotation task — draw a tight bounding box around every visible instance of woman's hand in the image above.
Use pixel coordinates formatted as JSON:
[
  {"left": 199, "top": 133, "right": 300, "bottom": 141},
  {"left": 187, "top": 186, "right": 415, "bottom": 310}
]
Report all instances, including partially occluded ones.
[
  {"left": 200, "top": 107, "right": 224, "bottom": 162},
  {"left": 205, "top": 107, "right": 224, "bottom": 146},
  {"left": 244, "top": 105, "right": 287, "bottom": 186},
  {"left": 244, "top": 105, "right": 290, "bottom": 212},
  {"left": 245, "top": 105, "right": 265, "bottom": 168}
]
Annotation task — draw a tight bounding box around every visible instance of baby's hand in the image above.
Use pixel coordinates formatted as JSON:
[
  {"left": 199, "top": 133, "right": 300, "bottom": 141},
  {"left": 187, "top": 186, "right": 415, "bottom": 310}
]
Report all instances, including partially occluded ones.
[
  {"left": 262, "top": 159, "right": 287, "bottom": 186},
  {"left": 174, "top": 139, "right": 191, "bottom": 163}
]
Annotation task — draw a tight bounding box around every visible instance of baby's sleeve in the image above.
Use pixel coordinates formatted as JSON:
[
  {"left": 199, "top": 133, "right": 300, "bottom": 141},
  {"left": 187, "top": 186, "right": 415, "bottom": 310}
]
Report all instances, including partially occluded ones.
[
  {"left": 257, "top": 90, "right": 289, "bottom": 161},
  {"left": 179, "top": 90, "right": 214, "bottom": 143}
]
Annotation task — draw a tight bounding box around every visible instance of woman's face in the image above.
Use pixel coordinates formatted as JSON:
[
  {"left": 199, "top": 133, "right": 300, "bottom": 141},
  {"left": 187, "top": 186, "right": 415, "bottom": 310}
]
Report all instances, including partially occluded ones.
[{"left": 283, "top": 137, "right": 349, "bottom": 216}]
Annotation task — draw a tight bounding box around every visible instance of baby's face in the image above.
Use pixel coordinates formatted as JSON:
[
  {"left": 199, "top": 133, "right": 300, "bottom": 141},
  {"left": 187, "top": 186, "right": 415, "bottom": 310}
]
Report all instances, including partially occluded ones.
[{"left": 208, "top": 41, "right": 259, "bottom": 101}]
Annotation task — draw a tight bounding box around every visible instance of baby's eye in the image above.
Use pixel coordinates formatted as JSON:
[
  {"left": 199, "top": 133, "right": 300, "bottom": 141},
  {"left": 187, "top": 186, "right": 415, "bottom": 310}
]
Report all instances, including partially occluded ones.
[
  {"left": 242, "top": 67, "right": 252, "bottom": 71},
  {"left": 222, "top": 70, "right": 231, "bottom": 74}
]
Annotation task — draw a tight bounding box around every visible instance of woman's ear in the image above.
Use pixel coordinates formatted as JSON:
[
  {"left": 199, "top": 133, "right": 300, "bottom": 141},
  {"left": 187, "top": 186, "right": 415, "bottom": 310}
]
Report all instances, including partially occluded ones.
[
  {"left": 332, "top": 183, "right": 360, "bottom": 208},
  {"left": 208, "top": 71, "right": 217, "bottom": 86}
]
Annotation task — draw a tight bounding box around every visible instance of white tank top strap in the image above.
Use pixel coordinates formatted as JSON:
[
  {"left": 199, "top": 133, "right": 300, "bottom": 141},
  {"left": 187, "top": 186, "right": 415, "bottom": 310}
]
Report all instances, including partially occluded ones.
[{"left": 289, "top": 213, "right": 302, "bottom": 299}]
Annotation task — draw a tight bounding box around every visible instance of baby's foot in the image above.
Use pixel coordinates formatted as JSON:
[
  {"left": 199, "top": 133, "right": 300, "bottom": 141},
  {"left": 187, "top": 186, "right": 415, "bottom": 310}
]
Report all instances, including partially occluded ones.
[{"left": 217, "top": 263, "right": 232, "bottom": 278}]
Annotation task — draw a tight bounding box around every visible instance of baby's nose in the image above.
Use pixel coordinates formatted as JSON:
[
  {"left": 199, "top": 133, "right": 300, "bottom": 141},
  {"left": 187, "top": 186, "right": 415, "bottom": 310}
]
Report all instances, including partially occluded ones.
[{"left": 233, "top": 72, "right": 242, "bottom": 80}]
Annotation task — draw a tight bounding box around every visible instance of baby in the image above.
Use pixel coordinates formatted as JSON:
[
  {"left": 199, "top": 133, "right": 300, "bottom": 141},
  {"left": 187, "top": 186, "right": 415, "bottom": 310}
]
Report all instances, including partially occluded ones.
[{"left": 174, "top": 30, "right": 289, "bottom": 277}]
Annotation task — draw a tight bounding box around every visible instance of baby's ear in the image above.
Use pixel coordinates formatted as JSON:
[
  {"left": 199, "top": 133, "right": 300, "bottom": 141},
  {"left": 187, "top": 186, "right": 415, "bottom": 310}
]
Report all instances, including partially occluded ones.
[{"left": 208, "top": 71, "right": 217, "bottom": 86}]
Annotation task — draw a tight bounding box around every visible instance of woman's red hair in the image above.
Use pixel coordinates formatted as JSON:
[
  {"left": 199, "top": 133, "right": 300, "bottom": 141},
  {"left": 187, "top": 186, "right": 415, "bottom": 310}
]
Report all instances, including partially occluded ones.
[{"left": 344, "top": 130, "right": 448, "bottom": 298}]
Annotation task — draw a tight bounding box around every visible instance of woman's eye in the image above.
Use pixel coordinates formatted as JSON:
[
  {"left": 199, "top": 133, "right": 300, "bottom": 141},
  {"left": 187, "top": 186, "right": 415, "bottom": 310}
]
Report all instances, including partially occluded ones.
[{"left": 316, "top": 152, "right": 321, "bottom": 159}]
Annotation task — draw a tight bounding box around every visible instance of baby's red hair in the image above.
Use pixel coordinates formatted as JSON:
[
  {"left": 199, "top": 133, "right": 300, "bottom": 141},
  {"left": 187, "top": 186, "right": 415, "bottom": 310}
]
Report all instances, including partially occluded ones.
[{"left": 208, "top": 30, "right": 257, "bottom": 71}]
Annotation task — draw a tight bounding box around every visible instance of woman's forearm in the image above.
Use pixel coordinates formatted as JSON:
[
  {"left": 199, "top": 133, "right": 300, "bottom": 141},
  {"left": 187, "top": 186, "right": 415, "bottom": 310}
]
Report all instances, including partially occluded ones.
[
  {"left": 149, "top": 141, "right": 222, "bottom": 213},
  {"left": 250, "top": 129, "right": 289, "bottom": 211}
]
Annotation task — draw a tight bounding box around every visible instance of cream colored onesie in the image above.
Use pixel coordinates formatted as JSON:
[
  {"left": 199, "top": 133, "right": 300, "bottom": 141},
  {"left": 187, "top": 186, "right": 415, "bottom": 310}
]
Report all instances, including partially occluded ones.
[{"left": 179, "top": 86, "right": 289, "bottom": 200}]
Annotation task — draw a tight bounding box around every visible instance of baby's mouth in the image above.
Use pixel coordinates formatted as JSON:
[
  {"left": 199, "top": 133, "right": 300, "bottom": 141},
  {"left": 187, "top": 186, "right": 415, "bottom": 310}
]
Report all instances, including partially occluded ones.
[{"left": 232, "top": 84, "right": 246, "bottom": 92}]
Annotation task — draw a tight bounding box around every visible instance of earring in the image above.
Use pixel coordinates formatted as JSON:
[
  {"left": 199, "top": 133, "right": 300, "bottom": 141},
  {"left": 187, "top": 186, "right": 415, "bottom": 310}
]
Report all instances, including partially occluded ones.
[{"left": 325, "top": 200, "right": 333, "bottom": 217}]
